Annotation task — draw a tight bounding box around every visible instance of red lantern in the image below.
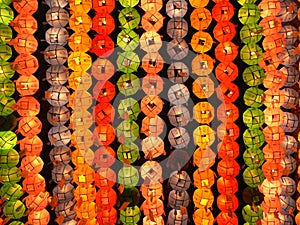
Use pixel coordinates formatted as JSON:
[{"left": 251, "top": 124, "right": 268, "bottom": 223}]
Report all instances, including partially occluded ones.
[
  {"left": 93, "top": 0, "right": 115, "bottom": 13},
  {"left": 217, "top": 82, "right": 239, "bottom": 103},
  {"left": 92, "top": 14, "right": 115, "bottom": 35},
  {"left": 217, "top": 159, "right": 240, "bottom": 178},
  {"left": 97, "top": 208, "right": 117, "bottom": 225},
  {"left": 217, "top": 141, "right": 240, "bottom": 160},
  {"left": 215, "top": 62, "right": 238, "bottom": 83},
  {"left": 217, "top": 177, "right": 238, "bottom": 195},
  {"left": 91, "top": 35, "right": 114, "bottom": 57},
  {"left": 19, "top": 135, "right": 43, "bottom": 156},
  {"left": 96, "top": 189, "right": 117, "bottom": 209},
  {"left": 22, "top": 174, "right": 46, "bottom": 195},
  {"left": 212, "top": 2, "right": 234, "bottom": 22},
  {"left": 262, "top": 162, "right": 284, "bottom": 181},
  {"left": 93, "top": 124, "right": 115, "bottom": 146},
  {"left": 213, "top": 21, "right": 236, "bottom": 42},
  {"left": 93, "top": 81, "right": 116, "bottom": 104},
  {"left": 263, "top": 143, "right": 285, "bottom": 163},
  {"left": 215, "top": 42, "right": 238, "bottom": 62},
  {"left": 217, "top": 194, "right": 239, "bottom": 213},
  {"left": 25, "top": 191, "right": 49, "bottom": 211},
  {"left": 93, "top": 146, "right": 116, "bottom": 168},
  {"left": 17, "top": 117, "right": 42, "bottom": 138},
  {"left": 93, "top": 103, "right": 115, "bottom": 125}
]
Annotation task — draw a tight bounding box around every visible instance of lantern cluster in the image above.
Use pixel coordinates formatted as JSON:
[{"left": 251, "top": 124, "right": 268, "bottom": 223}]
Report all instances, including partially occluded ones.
[
  {"left": 43, "top": 0, "right": 74, "bottom": 223},
  {"left": 189, "top": 0, "right": 216, "bottom": 224},
  {"left": 164, "top": 0, "right": 192, "bottom": 224},
  {"left": 139, "top": 0, "right": 166, "bottom": 224},
  {"left": 91, "top": 0, "right": 117, "bottom": 224},
  {"left": 116, "top": 0, "right": 141, "bottom": 224},
  {"left": 212, "top": 0, "right": 240, "bottom": 223},
  {"left": 238, "top": 0, "right": 265, "bottom": 224},
  {"left": 11, "top": 0, "right": 51, "bottom": 224},
  {"left": 0, "top": 1, "right": 25, "bottom": 224}
]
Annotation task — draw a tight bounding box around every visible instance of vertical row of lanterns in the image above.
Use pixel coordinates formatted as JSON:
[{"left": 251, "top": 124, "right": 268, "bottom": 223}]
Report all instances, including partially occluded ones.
[
  {"left": 212, "top": 0, "right": 240, "bottom": 223},
  {"left": 44, "top": 0, "right": 74, "bottom": 223},
  {"left": 0, "top": 1, "right": 23, "bottom": 224},
  {"left": 91, "top": 0, "right": 117, "bottom": 225},
  {"left": 139, "top": 0, "right": 165, "bottom": 224},
  {"left": 276, "top": 0, "right": 299, "bottom": 223},
  {"left": 116, "top": 0, "right": 141, "bottom": 224},
  {"left": 189, "top": 0, "right": 215, "bottom": 224},
  {"left": 68, "top": 0, "right": 96, "bottom": 224},
  {"left": 165, "top": 0, "right": 191, "bottom": 224},
  {"left": 12, "top": 0, "right": 51, "bottom": 224},
  {"left": 238, "top": 0, "right": 265, "bottom": 224}
]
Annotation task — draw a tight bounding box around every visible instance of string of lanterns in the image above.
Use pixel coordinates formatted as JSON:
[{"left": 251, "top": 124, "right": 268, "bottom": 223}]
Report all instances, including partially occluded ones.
[
  {"left": 139, "top": 0, "right": 166, "bottom": 224},
  {"left": 189, "top": 0, "right": 216, "bottom": 224},
  {"left": 0, "top": 1, "right": 24, "bottom": 224},
  {"left": 90, "top": 0, "right": 117, "bottom": 225},
  {"left": 165, "top": 0, "right": 191, "bottom": 224},
  {"left": 43, "top": 0, "right": 74, "bottom": 224},
  {"left": 116, "top": 0, "right": 141, "bottom": 224},
  {"left": 212, "top": 0, "right": 240, "bottom": 223},
  {"left": 238, "top": 0, "right": 265, "bottom": 224}
]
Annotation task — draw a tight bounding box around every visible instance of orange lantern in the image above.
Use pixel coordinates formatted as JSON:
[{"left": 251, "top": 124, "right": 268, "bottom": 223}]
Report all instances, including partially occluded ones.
[
  {"left": 141, "top": 52, "right": 164, "bottom": 73},
  {"left": 76, "top": 202, "right": 96, "bottom": 220},
  {"left": 258, "top": 0, "right": 281, "bottom": 18},
  {"left": 192, "top": 77, "right": 215, "bottom": 99},
  {"left": 190, "top": 7, "right": 212, "bottom": 30},
  {"left": 14, "top": 96, "right": 40, "bottom": 116},
  {"left": 74, "top": 185, "right": 96, "bottom": 203},
  {"left": 213, "top": 21, "right": 236, "bottom": 42},
  {"left": 93, "top": 81, "right": 116, "bottom": 104},
  {"left": 93, "top": 0, "right": 115, "bottom": 13},
  {"left": 71, "top": 149, "right": 94, "bottom": 167},
  {"left": 217, "top": 141, "right": 240, "bottom": 160},
  {"left": 68, "top": 33, "right": 92, "bottom": 53},
  {"left": 259, "top": 16, "right": 282, "bottom": 36},
  {"left": 212, "top": 2, "right": 234, "bottom": 22},
  {"left": 141, "top": 115, "right": 165, "bottom": 137},
  {"left": 217, "top": 103, "right": 239, "bottom": 123},
  {"left": 215, "top": 62, "right": 238, "bottom": 83},
  {"left": 93, "top": 146, "right": 116, "bottom": 168},
  {"left": 94, "top": 168, "right": 116, "bottom": 190},
  {"left": 16, "top": 75, "right": 39, "bottom": 96},
  {"left": 96, "top": 189, "right": 117, "bottom": 209},
  {"left": 141, "top": 199, "right": 164, "bottom": 218},
  {"left": 19, "top": 135, "right": 43, "bottom": 156},
  {"left": 142, "top": 74, "right": 164, "bottom": 96},
  {"left": 193, "top": 147, "right": 216, "bottom": 171},
  {"left": 93, "top": 103, "right": 115, "bottom": 125},
  {"left": 217, "top": 177, "right": 238, "bottom": 195},
  {"left": 25, "top": 191, "right": 49, "bottom": 211},
  {"left": 262, "top": 143, "right": 285, "bottom": 163},
  {"left": 92, "top": 13, "right": 115, "bottom": 35},
  {"left": 91, "top": 58, "right": 114, "bottom": 82},
  {"left": 22, "top": 174, "right": 46, "bottom": 195},
  {"left": 217, "top": 82, "right": 239, "bottom": 103},
  {"left": 97, "top": 208, "right": 117, "bottom": 225},
  {"left": 91, "top": 35, "right": 114, "bottom": 57},
  {"left": 215, "top": 42, "right": 238, "bottom": 62},
  {"left": 73, "top": 164, "right": 95, "bottom": 187},
  {"left": 12, "top": 54, "right": 38, "bottom": 76},
  {"left": 69, "top": 13, "right": 92, "bottom": 33},
  {"left": 193, "top": 169, "right": 215, "bottom": 189},
  {"left": 263, "top": 126, "right": 285, "bottom": 143},
  {"left": 193, "top": 208, "right": 214, "bottom": 225},
  {"left": 28, "top": 208, "right": 50, "bottom": 225},
  {"left": 141, "top": 11, "right": 164, "bottom": 32},
  {"left": 193, "top": 188, "right": 214, "bottom": 209},
  {"left": 262, "top": 161, "right": 284, "bottom": 181},
  {"left": 93, "top": 124, "right": 115, "bottom": 146},
  {"left": 217, "top": 194, "right": 239, "bottom": 213},
  {"left": 69, "top": 0, "right": 92, "bottom": 13},
  {"left": 17, "top": 117, "right": 42, "bottom": 138},
  {"left": 217, "top": 212, "right": 238, "bottom": 225},
  {"left": 217, "top": 159, "right": 240, "bottom": 178},
  {"left": 141, "top": 95, "right": 163, "bottom": 117},
  {"left": 10, "top": 15, "right": 37, "bottom": 34},
  {"left": 20, "top": 155, "right": 44, "bottom": 175},
  {"left": 11, "top": 34, "right": 38, "bottom": 54},
  {"left": 217, "top": 122, "right": 240, "bottom": 141},
  {"left": 140, "top": 182, "right": 163, "bottom": 199}
]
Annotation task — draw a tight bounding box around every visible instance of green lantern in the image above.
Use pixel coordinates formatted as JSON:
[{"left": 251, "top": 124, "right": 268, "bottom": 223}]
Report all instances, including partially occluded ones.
[
  {"left": 9, "top": 222, "right": 24, "bottom": 225},
  {"left": 0, "top": 0, "right": 12, "bottom": 5},
  {"left": 119, "top": 7, "right": 140, "bottom": 29},
  {"left": 243, "top": 108, "right": 264, "bottom": 129},
  {"left": 118, "top": 166, "right": 139, "bottom": 188},
  {"left": 243, "top": 128, "right": 264, "bottom": 147},
  {"left": 0, "top": 79, "right": 15, "bottom": 97},
  {"left": 240, "top": 43, "right": 262, "bottom": 65},
  {"left": 242, "top": 204, "right": 263, "bottom": 224},
  {"left": 0, "top": 24, "right": 11, "bottom": 43},
  {"left": 117, "top": 74, "right": 140, "bottom": 96},
  {"left": 117, "top": 51, "right": 140, "bottom": 74},
  {"left": 0, "top": 149, "right": 19, "bottom": 168},
  {"left": 242, "top": 66, "right": 265, "bottom": 86},
  {"left": 0, "top": 167, "right": 21, "bottom": 184},
  {"left": 0, "top": 44, "right": 11, "bottom": 61},
  {"left": 0, "top": 96, "right": 15, "bottom": 116},
  {"left": 0, "top": 114, "right": 17, "bottom": 131},
  {"left": 240, "top": 24, "right": 262, "bottom": 44},
  {"left": 0, "top": 4, "right": 13, "bottom": 25},
  {"left": 117, "top": 143, "right": 140, "bottom": 164},
  {"left": 117, "top": 120, "right": 139, "bottom": 143},
  {"left": 3, "top": 200, "right": 26, "bottom": 219},
  {"left": 0, "top": 131, "right": 17, "bottom": 149},
  {"left": 237, "top": 0, "right": 257, "bottom": 6},
  {"left": 119, "top": 0, "right": 139, "bottom": 7},
  {"left": 0, "top": 183, "right": 24, "bottom": 200},
  {"left": 117, "top": 29, "right": 139, "bottom": 51},
  {"left": 118, "top": 98, "right": 140, "bottom": 121},
  {"left": 243, "top": 147, "right": 264, "bottom": 168},
  {"left": 243, "top": 167, "right": 264, "bottom": 188},
  {"left": 244, "top": 87, "right": 264, "bottom": 108},
  {"left": 238, "top": 4, "right": 260, "bottom": 25},
  {"left": 0, "top": 61, "right": 14, "bottom": 80},
  {"left": 120, "top": 206, "right": 141, "bottom": 225}
]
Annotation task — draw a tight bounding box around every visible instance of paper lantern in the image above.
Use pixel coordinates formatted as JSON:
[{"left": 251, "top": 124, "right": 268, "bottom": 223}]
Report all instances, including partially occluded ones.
[
  {"left": 45, "top": 86, "right": 69, "bottom": 107},
  {"left": 280, "top": 195, "right": 295, "bottom": 214},
  {"left": 243, "top": 128, "right": 264, "bottom": 147},
  {"left": 49, "top": 146, "right": 71, "bottom": 165},
  {"left": 117, "top": 29, "right": 139, "bottom": 52},
  {"left": 46, "top": 7, "right": 69, "bottom": 27},
  {"left": 120, "top": 187, "right": 140, "bottom": 206},
  {"left": 193, "top": 169, "right": 215, "bottom": 189},
  {"left": 93, "top": 103, "right": 115, "bottom": 125},
  {"left": 193, "top": 208, "right": 214, "bottom": 225},
  {"left": 140, "top": 31, "right": 162, "bottom": 53},
  {"left": 140, "top": 0, "right": 162, "bottom": 12},
  {"left": 118, "top": 98, "right": 140, "bottom": 120},
  {"left": 217, "top": 177, "right": 238, "bottom": 195},
  {"left": 17, "top": 116, "right": 42, "bottom": 138},
  {"left": 168, "top": 127, "right": 190, "bottom": 149},
  {"left": 70, "top": 110, "right": 93, "bottom": 130},
  {"left": 68, "top": 52, "right": 92, "bottom": 72},
  {"left": 93, "top": 146, "right": 115, "bottom": 168},
  {"left": 48, "top": 125, "right": 71, "bottom": 146},
  {"left": 168, "top": 105, "right": 190, "bottom": 127},
  {"left": 217, "top": 212, "right": 238, "bottom": 225},
  {"left": 215, "top": 62, "right": 238, "bottom": 83},
  {"left": 0, "top": 149, "right": 19, "bottom": 169},
  {"left": 140, "top": 182, "right": 162, "bottom": 200},
  {"left": 117, "top": 143, "right": 140, "bottom": 164},
  {"left": 258, "top": 0, "right": 281, "bottom": 17},
  {"left": 262, "top": 143, "right": 285, "bottom": 163},
  {"left": 13, "top": 54, "right": 38, "bottom": 76},
  {"left": 262, "top": 161, "right": 284, "bottom": 181},
  {"left": 69, "top": 13, "right": 92, "bottom": 33},
  {"left": 0, "top": 61, "right": 14, "bottom": 80},
  {"left": 141, "top": 95, "right": 163, "bottom": 117},
  {"left": 243, "top": 108, "right": 264, "bottom": 129},
  {"left": 27, "top": 209, "right": 50, "bottom": 225},
  {"left": 191, "top": 54, "right": 214, "bottom": 76},
  {"left": 142, "top": 198, "right": 164, "bottom": 217},
  {"left": 94, "top": 168, "right": 116, "bottom": 189},
  {"left": 243, "top": 147, "right": 264, "bottom": 168},
  {"left": 0, "top": 4, "right": 13, "bottom": 25},
  {"left": 282, "top": 88, "right": 299, "bottom": 109},
  {"left": 91, "top": 34, "right": 114, "bottom": 57},
  {"left": 52, "top": 183, "right": 74, "bottom": 202},
  {"left": 141, "top": 52, "right": 164, "bottom": 73},
  {"left": 193, "top": 125, "right": 215, "bottom": 147},
  {"left": 167, "top": 209, "right": 188, "bottom": 225},
  {"left": 166, "top": 0, "right": 188, "bottom": 17},
  {"left": 45, "top": 27, "right": 68, "bottom": 46},
  {"left": 92, "top": 13, "right": 114, "bottom": 35},
  {"left": 10, "top": 34, "right": 37, "bottom": 54},
  {"left": 140, "top": 161, "right": 162, "bottom": 183},
  {"left": 278, "top": 0, "right": 297, "bottom": 22},
  {"left": 69, "top": 0, "right": 92, "bottom": 12},
  {"left": 45, "top": 0, "right": 68, "bottom": 8},
  {"left": 22, "top": 174, "right": 45, "bottom": 195},
  {"left": 240, "top": 23, "right": 262, "bottom": 44},
  {"left": 215, "top": 41, "right": 238, "bottom": 62},
  {"left": 141, "top": 11, "right": 164, "bottom": 32},
  {"left": 52, "top": 163, "right": 73, "bottom": 184},
  {"left": 55, "top": 201, "right": 76, "bottom": 221},
  {"left": 0, "top": 78, "right": 14, "bottom": 98},
  {"left": 280, "top": 177, "right": 296, "bottom": 196},
  {"left": 280, "top": 155, "right": 297, "bottom": 174},
  {"left": 193, "top": 102, "right": 214, "bottom": 125},
  {"left": 238, "top": 4, "right": 260, "bottom": 24},
  {"left": 243, "top": 87, "right": 264, "bottom": 108},
  {"left": 190, "top": 31, "right": 213, "bottom": 53},
  {"left": 217, "top": 159, "right": 240, "bottom": 179},
  {"left": 240, "top": 43, "right": 262, "bottom": 65},
  {"left": 259, "top": 16, "right": 282, "bottom": 36},
  {"left": 19, "top": 135, "right": 42, "bottom": 156},
  {"left": 281, "top": 135, "right": 298, "bottom": 154},
  {"left": 71, "top": 149, "right": 94, "bottom": 166},
  {"left": 278, "top": 214, "right": 293, "bottom": 225},
  {"left": 142, "top": 74, "right": 163, "bottom": 96},
  {"left": 217, "top": 141, "right": 239, "bottom": 160},
  {"left": 47, "top": 106, "right": 70, "bottom": 126},
  {"left": 16, "top": 75, "right": 39, "bottom": 96},
  {"left": 73, "top": 164, "right": 95, "bottom": 187},
  {"left": 259, "top": 179, "right": 282, "bottom": 197},
  {"left": 279, "top": 25, "right": 298, "bottom": 46},
  {"left": 97, "top": 208, "right": 117, "bottom": 225},
  {"left": 0, "top": 23, "right": 11, "bottom": 43},
  {"left": 168, "top": 84, "right": 190, "bottom": 105},
  {"left": 68, "top": 33, "right": 92, "bottom": 53},
  {"left": 242, "top": 205, "right": 263, "bottom": 224},
  {"left": 116, "top": 120, "right": 139, "bottom": 143},
  {"left": 217, "top": 103, "right": 239, "bottom": 123},
  {"left": 190, "top": 7, "right": 211, "bottom": 30},
  {"left": 3, "top": 200, "right": 25, "bottom": 219},
  {"left": 119, "top": 7, "right": 140, "bottom": 29},
  {"left": 217, "top": 194, "right": 238, "bottom": 213},
  {"left": 44, "top": 44, "right": 68, "bottom": 65},
  {"left": 96, "top": 189, "right": 117, "bottom": 209},
  {"left": 13, "top": 0, "right": 38, "bottom": 14},
  {"left": 0, "top": 183, "right": 23, "bottom": 200},
  {"left": 142, "top": 136, "right": 165, "bottom": 158},
  {"left": 91, "top": 58, "right": 114, "bottom": 82},
  {"left": 118, "top": 166, "right": 139, "bottom": 188},
  {"left": 169, "top": 171, "right": 191, "bottom": 192},
  {"left": 25, "top": 191, "right": 49, "bottom": 211},
  {"left": 141, "top": 115, "right": 165, "bottom": 137},
  {"left": 169, "top": 190, "right": 190, "bottom": 209},
  {"left": 167, "top": 62, "right": 189, "bottom": 84},
  {"left": 76, "top": 202, "right": 96, "bottom": 220},
  {"left": 0, "top": 167, "right": 21, "bottom": 184},
  {"left": 0, "top": 97, "right": 14, "bottom": 116},
  {"left": 71, "top": 129, "right": 94, "bottom": 151},
  {"left": 193, "top": 147, "right": 216, "bottom": 171},
  {"left": 167, "top": 17, "right": 188, "bottom": 39},
  {"left": 167, "top": 39, "right": 189, "bottom": 60},
  {"left": 20, "top": 155, "right": 43, "bottom": 175},
  {"left": 193, "top": 188, "right": 213, "bottom": 209},
  {"left": 69, "top": 90, "right": 92, "bottom": 109},
  {"left": 14, "top": 96, "right": 39, "bottom": 117},
  {"left": 0, "top": 131, "right": 17, "bottom": 149},
  {"left": 117, "top": 74, "right": 140, "bottom": 97},
  {"left": 119, "top": 206, "right": 140, "bottom": 225},
  {"left": 93, "top": 81, "right": 115, "bottom": 104}
]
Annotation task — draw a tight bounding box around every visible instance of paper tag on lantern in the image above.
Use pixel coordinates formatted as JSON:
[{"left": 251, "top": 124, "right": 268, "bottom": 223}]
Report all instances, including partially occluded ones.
[
  {"left": 119, "top": 202, "right": 130, "bottom": 211},
  {"left": 180, "top": 206, "right": 188, "bottom": 215},
  {"left": 118, "top": 184, "right": 124, "bottom": 194},
  {"left": 45, "top": 91, "right": 51, "bottom": 98},
  {"left": 78, "top": 175, "right": 86, "bottom": 183}
]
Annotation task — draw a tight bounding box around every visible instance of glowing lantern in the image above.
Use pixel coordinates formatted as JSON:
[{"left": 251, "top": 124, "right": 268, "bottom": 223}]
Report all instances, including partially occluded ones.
[
  {"left": 142, "top": 198, "right": 164, "bottom": 217},
  {"left": 120, "top": 206, "right": 140, "bottom": 225},
  {"left": 25, "top": 191, "right": 49, "bottom": 211},
  {"left": 119, "top": 7, "right": 140, "bottom": 29},
  {"left": 76, "top": 202, "right": 96, "bottom": 220},
  {"left": 20, "top": 155, "right": 43, "bottom": 175},
  {"left": 140, "top": 31, "right": 162, "bottom": 53},
  {"left": 117, "top": 143, "right": 140, "bottom": 164},
  {"left": 45, "top": 86, "right": 69, "bottom": 107},
  {"left": 238, "top": 4, "right": 260, "bottom": 24},
  {"left": 167, "top": 209, "right": 188, "bottom": 225},
  {"left": 262, "top": 162, "right": 284, "bottom": 181},
  {"left": 168, "top": 84, "right": 190, "bottom": 105},
  {"left": 93, "top": 146, "right": 115, "bottom": 168},
  {"left": 280, "top": 155, "right": 297, "bottom": 174},
  {"left": 69, "top": 0, "right": 92, "bottom": 12},
  {"left": 140, "top": 0, "right": 162, "bottom": 12},
  {"left": 0, "top": 97, "right": 14, "bottom": 116},
  {"left": 281, "top": 135, "right": 298, "bottom": 154},
  {"left": 71, "top": 149, "right": 94, "bottom": 167},
  {"left": 217, "top": 159, "right": 240, "bottom": 179},
  {"left": 69, "top": 13, "right": 92, "bottom": 33},
  {"left": 72, "top": 129, "right": 94, "bottom": 151},
  {"left": 47, "top": 106, "right": 70, "bottom": 126},
  {"left": 190, "top": 31, "right": 213, "bottom": 53},
  {"left": 280, "top": 177, "right": 296, "bottom": 196},
  {"left": 168, "top": 127, "right": 190, "bottom": 149},
  {"left": 0, "top": 4, "right": 13, "bottom": 25},
  {"left": 70, "top": 110, "right": 93, "bottom": 130},
  {"left": 91, "top": 34, "right": 114, "bottom": 57},
  {"left": 55, "top": 201, "right": 76, "bottom": 221},
  {"left": 93, "top": 103, "right": 115, "bottom": 125},
  {"left": 141, "top": 52, "right": 164, "bottom": 74},
  {"left": 0, "top": 149, "right": 19, "bottom": 168},
  {"left": 168, "top": 171, "right": 191, "bottom": 192},
  {"left": 45, "top": 27, "right": 68, "bottom": 46},
  {"left": 53, "top": 183, "right": 74, "bottom": 202},
  {"left": 243, "top": 167, "right": 264, "bottom": 188},
  {"left": 240, "top": 43, "right": 262, "bottom": 65},
  {"left": 243, "top": 108, "right": 264, "bottom": 129},
  {"left": 96, "top": 189, "right": 117, "bottom": 209},
  {"left": 94, "top": 168, "right": 115, "bottom": 189},
  {"left": 14, "top": 97, "right": 39, "bottom": 117},
  {"left": 10, "top": 34, "right": 37, "bottom": 54},
  {"left": 215, "top": 62, "right": 238, "bottom": 83},
  {"left": 0, "top": 79, "right": 14, "bottom": 98},
  {"left": 263, "top": 126, "right": 285, "bottom": 144},
  {"left": 259, "top": 16, "right": 282, "bottom": 36},
  {"left": 282, "top": 88, "right": 299, "bottom": 109},
  {"left": 49, "top": 146, "right": 71, "bottom": 165},
  {"left": 93, "top": 0, "right": 114, "bottom": 13},
  {"left": 193, "top": 188, "right": 213, "bottom": 209},
  {"left": 192, "top": 77, "right": 215, "bottom": 99},
  {"left": 141, "top": 115, "right": 165, "bottom": 137},
  {"left": 244, "top": 87, "right": 264, "bottom": 108},
  {"left": 217, "top": 212, "right": 238, "bottom": 225},
  {"left": 193, "top": 102, "right": 214, "bottom": 124},
  {"left": 167, "top": 62, "right": 189, "bottom": 84},
  {"left": 68, "top": 52, "right": 91, "bottom": 72},
  {"left": 118, "top": 165, "right": 139, "bottom": 188},
  {"left": 0, "top": 24, "right": 11, "bottom": 43},
  {"left": 73, "top": 164, "right": 95, "bottom": 187},
  {"left": 0, "top": 61, "right": 14, "bottom": 80},
  {"left": 69, "top": 90, "right": 92, "bottom": 109},
  {"left": 46, "top": 7, "right": 69, "bottom": 27},
  {"left": 0, "top": 167, "right": 21, "bottom": 184},
  {"left": 141, "top": 95, "right": 163, "bottom": 117},
  {"left": 48, "top": 125, "right": 71, "bottom": 146},
  {"left": 279, "top": 25, "right": 298, "bottom": 46},
  {"left": 142, "top": 74, "right": 164, "bottom": 96},
  {"left": 140, "top": 161, "right": 162, "bottom": 183},
  {"left": 91, "top": 58, "right": 114, "bottom": 82},
  {"left": 193, "top": 169, "right": 215, "bottom": 189},
  {"left": 243, "top": 147, "right": 264, "bottom": 168},
  {"left": 259, "top": 179, "right": 282, "bottom": 197},
  {"left": 17, "top": 117, "right": 42, "bottom": 138},
  {"left": 13, "top": 54, "right": 38, "bottom": 76},
  {"left": 92, "top": 14, "right": 115, "bottom": 35},
  {"left": 117, "top": 74, "right": 140, "bottom": 96},
  {"left": 23, "top": 174, "right": 45, "bottom": 195},
  {"left": 243, "top": 128, "right": 264, "bottom": 147},
  {"left": 117, "top": 98, "right": 140, "bottom": 121},
  {"left": 97, "top": 208, "right": 117, "bottom": 225},
  {"left": 0, "top": 131, "right": 17, "bottom": 149},
  {"left": 52, "top": 163, "right": 73, "bottom": 184},
  {"left": 167, "top": 39, "right": 189, "bottom": 60},
  {"left": 281, "top": 112, "right": 298, "bottom": 132},
  {"left": 142, "top": 136, "right": 165, "bottom": 158},
  {"left": 141, "top": 11, "right": 164, "bottom": 32},
  {"left": 193, "top": 208, "right": 214, "bottom": 225},
  {"left": 217, "top": 194, "right": 238, "bottom": 213},
  {"left": 169, "top": 190, "right": 190, "bottom": 209},
  {"left": 3, "top": 200, "right": 25, "bottom": 219},
  {"left": 19, "top": 135, "right": 42, "bottom": 156},
  {"left": 45, "top": 0, "right": 68, "bottom": 8},
  {"left": 190, "top": 7, "right": 211, "bottom": 30},
  {"left": 68, "top": 33, "right": 91, "bottom": 53},
  {"left": 217, "top": 141, "right": 239, "bottom": 160},
  {"left": 168, "top": 105, "right": 190, "bottom": 127},
  {"left": 215, "top": 42, "right": 238, "bottom": 62},
  {"left": 116, "top": 120, "right": 139, "bottom": 143},
  {"left": 193, "top": 125, "right": 215, "bottom": 147},
  {"left": 242, "top": 205, "right": 263, "bottom": 224},
  {"left": 217, "top": 103, "right": 239, "bottom": 123},
  {"left": 0, "top": 183, "right": 23, "bottom": 200},
  {"left": 93, "top": 81, "right": 115, "bottom": 104},
  {"left": 258, "top": 0, "right": 281, "bottom": 17},
  {"left": 240, "top": 23, "right": 262, "bottom": 44},
  {"left": 280, "top": 195, "right": 296, "bottom": 214},
  {"left": 16, "top": 75, "right": 39, "bottom": 96},
  {"left": 217, "top": 177, "right": 238, "bottom": 195},
  {"left": 117, "top": 29, "right": 139, "bottom": 52}
]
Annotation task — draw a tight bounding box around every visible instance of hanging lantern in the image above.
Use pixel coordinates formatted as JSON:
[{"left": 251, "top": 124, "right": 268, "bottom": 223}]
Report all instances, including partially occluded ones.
[
  {"left": 280, "top": 176, "right": 296, "bottom": 196},
  {"left": 280, "top": 155, "right": 297, "bottom": 174},
  {"left": 93, "top": 103, "right": 115, "bottom": 125},
  {"left": 20, "top": 155, "right": 44, "bottom": 175},
  {"left": 238, "top": 4, "right": 260, "bottom": 24},
  {"left": 117, "top": 142, "right": 140, "bottom": 164},
  {"left": 0, "top": 149, "right": 19, "bottom": 168},
  {"left": 55, "top": 201, "right": 76, "bottom": 221},
  {"left": 140, "top": 182, "right": 163, "bottom": 200},
  {"left": 91, "top": 58, "right": 114, "bottom": 82},
  {"left": 243, "top": 107, "right": 264, "bottom": 129},
  {"left": 259, "top": 179, "right": 282, "bottom": 197},
  {"left": 73, "top": 164, "right": 95, "bottom": 187},
  {"left": 243, "top": 147, "right": 264, "bottom": 168},
  {"left": 22, "top": 174, "right": 45, "bottom": 195},
  {"left": 19, "top": 135, "right": 42, "bottom": 156},
  {"left": 282, "top": 88, "right": 299, "bottom": 109},
  {"left": 167, "top": 209, "right": 188, "bottom": 225},
  {"left": 217, "top": 194, "right": 239, "bottom": 213},
  {"left": 142, "top": 198, "right": 164, "bottom": 217},
  {"left": 167, "top": 62, "right": 189, "bottom": 84},
  {"left": 47, "top": 106, "right": 70, "bottom": 126},
  {"left": 118, "top": 165, "right": 139, "bottom": 188},
  {"left": 93, "top": 146, "right": 115, "bottom": 168},
  {"left": 69, "top": 90, "right": 92, "bottom": 109},
  {"left": 93, "top": 81, "right": 115, "bottom": 104},
  {"left": 0, "top": 130, "right": 17, "bottom": 149},
  {"left": 193, "top": 169, "right": 215, "bottom": 189},
  {"left": 116, "top": 121, "right": 139, "bottom": 144},
  {"left": 96, "top": 189, "right": 117, "bottom": 209},
  {"left": 215, "top": 62, "right": 238, "bottom": 83},
  {"left": 94, "top": 168, "right": 116, "bottom": 190},
  {"left": 0, "top": 4, "right": 13, "bottom": 25},
  {"left": 193, "top": 102, "right": 214, "bottom": 124},
  {"left": 117, "top": 73, "right": 140, "bottom": 96},
  {"left": 193, "top": 125, "right": 215, "bottom": 147},
  {"left": 243, "top": 87, "right": 264, "bottom": 108},
  {"left": 68, "top": 33, "right": 92, "bottom": 53},
  {"left": 141, "top": 115, "right": 165, "bottom": 137},
  {"left": 140, "top": 161, "right": 162, "bottom": 183},
  {"left": 69, "top": 13, "right": 92, "bottom": 33},
  {"left": 193, "top": 188, "right": 213, "bottom": 209},
  {"left": 168, "top": 105, "right": 190, "bottom": 127},
  {"left": 11, "top": 34, "right": 38, "bottom": 54},
  {"left": 44, "top": 44, "right": 68, "bottom": 65},
  {"left": 243, "top": 128, "right": 265, "bottom": 147},
  {"left": 119, "top": 206, "right": 140, "bottom": 225},
  {"left": 52, "top": 183, "right": 74, "bottom": 203},
  {"left": 141, "top": 95, "right": 163, "bottom": 117},
  {"left": 71, "top": 149, "right": 94, "bottom": 167},
  {"left": 217, "top": 103, "right": 239, "bottom": 123},
  {"left": 25, "top": 191, "right": 49, "bottom": 211},
  {"left": 14, "top": 96, "right": 40, "bottom": 117},
  {"left": 92, "top": 14, "right": 115, "bottom": 35},
  {"left": 190, "top": 7, "right": 211, "bottom": 30},
  {"left": 168, "top": 84, "right": 190, "bottom": 105},
  {"left": 242, "top": 66, "right": 265, "bottom": 87},
  {"left": 118, "top": 7, "right": 140, "bottom": 30},
  {"left": 193, "top": 147, "right": 216, "bottom": 171},
  {"left": 192, "top": 77, "right": 215, "bottom": 99},
  {"left": 17, "top": 116, "right": 42, "bottom": 138},
  {"left": 217, "top": 141, "right": 239, "bottom": 160},
  {"left": 169, "top": 190, "right": 190, "bottom": 209},
  {"left": 76, "top": 202, "right": 96, "bottom": 220},
  {"left": 140, "top": 31, "right": 162, "bottom": 53},
  {"left": 0, "top": 183, "right": 23, "bottom": 200},
  {"left": 3, "top": 200, "right": 25, "bottom": 219},
  {"left": 48, "top": 125, "right": 71, "bottom": 146},
  {"left": 215, "top": 41, "right": 238, "bottom": 62},
  {"left": 242, "top": 205, "right": 263, "bottom": 224},
  {"left": 168, "top": 170, "right": 191, "bottom": 192},
  {"left": 117, "top": 97, "right": 140, "bottom": 121},
  {"left": 142, "top": 74, "right": 164, "bottom": 96},
  {"left": 141, "top": 11, "right": 164, "bottom": 32},
  {"left": 140, "top": 0, "right": 162, "bottom": 12},
  {"left": 51, "top": 163, "right": 73, "bottom": 184},
  {"left": 0, "top": 45, "right": 11, "bottom": 61},
  {"left": 16, "top": 75, "right": 39, "bottom": 96},
  {"left": 49, "top": 146, "right": 71, "bottom": 165},
  {"left": 167, "top": 39, "right": 189, "bottom": 60},
  {"left": 0, "top": 61, "right": 14, "bottom": 80},
  {"left": 217, "top": 159, "right": 240, "bottom": 179},
  {"left": 262, "top": 161, "right": 284, "bottom": 181},
  {"left": 217, "top": 177, "right": 238, "bottom": 195},
  {"left": 142, "top": 136, "right": 165, "bottom": 158},
  {"left": 280, "top": 195, "right": 295, "bottom": 214},
  {"left": 0, "top": 167, "right": 21, "bottom": 184},
  {"left": 97, "top": 208, "right": 117, "bottom": 225},
  {"left": 168, "top": 127, "right": 190, "bottom": 149},
  {"left": 13, "top": 54, "right": 38, "bottom": 76},
  {"left": 240, "top": 23, "right": 262, "bottom": 44},
  {"left": 217, "top": 212, "right": 238, "bottom": 225},
  {"left": 141, "top": 52, "right": 164, "bottom": 74},
  {"left": 0, "top": 79, "right": 14, "bottom": 97},
  {"left": 190, "top": 31, "right": 213, "bottom": 53},
  {"left": 240, "top": 43, "right": 262, "bottom": 65},
  {"left": 193, "top": 208, "right": 214, "bottom": 225}
]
